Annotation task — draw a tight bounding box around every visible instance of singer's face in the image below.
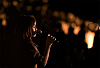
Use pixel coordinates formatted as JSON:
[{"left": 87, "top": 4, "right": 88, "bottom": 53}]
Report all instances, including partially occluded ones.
[
  {"left": 32, "top": 22, "right": 37, "bottom": 37},
  {"left": 31, "top": 23, "right": 46, "bottom": 46},
  {"left": 32, "top": 24, "right": 42, "bottom": 45}
]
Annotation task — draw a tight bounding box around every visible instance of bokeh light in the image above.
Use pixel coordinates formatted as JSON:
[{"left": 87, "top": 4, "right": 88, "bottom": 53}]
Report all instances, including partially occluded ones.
[
  {"left": 42, "top": 5, "right": 48, "bottom": 11},
  {"left": 2, "top": 19, "right": 7, "bottom": 26},
  {"left": 0, "top": 13, "right": 7, "bottom": 19},
  {"left": 59, "top": 11, "right": 66, "bottom": 20},
  {"left": 53, "top": 11, "right": 59, "bottom": 17},
  {"left": 84, "top": 20, "right": 93, "bottom": 27},
  {"left": 88, "top": 23, "right": 99, "bottom": 32},
  {"left": 61, "top": 21, "right": 69, "bottom": 35},
  {"left": 26, "top": 5, "right": 32, "bottom": 11},
  {"left": 67, "top": 12, "right": 75, "bottom": 22},
  {"left": 12, "top": 1, "right": 18, "bottom": 7},
  {"left": 2, "top": 0, "right": 9, "bottom": 8},
  {"left": 42, "top": 0, "right": 48, "bottom": 3},
  {"left": 73, "top": 26, "right": 81, "bottom": 35},
  {"left": 75, "top": 16, "right": 83, "bottom": 26},
  {"left": 85, "top": 31, "right": 95, "bottom": 49}
]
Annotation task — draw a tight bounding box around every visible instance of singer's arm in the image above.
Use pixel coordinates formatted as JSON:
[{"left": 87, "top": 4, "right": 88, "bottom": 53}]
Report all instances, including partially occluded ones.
[
  {"left": 42, "top": 34, "right": 56, "bottom": 66},
  {"left": 30, "top": 34, "right": 56, "bottom": 68}
]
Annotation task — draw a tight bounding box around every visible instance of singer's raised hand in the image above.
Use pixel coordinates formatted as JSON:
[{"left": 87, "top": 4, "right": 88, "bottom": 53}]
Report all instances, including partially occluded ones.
[
  {"left": 46, "top": 34, "right": 56, "bottom": 46},
  {"left": 42, "top": 34, "right": 56, "bottom": 66}
]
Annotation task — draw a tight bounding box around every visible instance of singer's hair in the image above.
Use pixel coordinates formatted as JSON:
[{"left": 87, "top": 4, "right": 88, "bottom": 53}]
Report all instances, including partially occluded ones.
[{"left": 21, "top": 15, "right": 37, "bottom": 40}]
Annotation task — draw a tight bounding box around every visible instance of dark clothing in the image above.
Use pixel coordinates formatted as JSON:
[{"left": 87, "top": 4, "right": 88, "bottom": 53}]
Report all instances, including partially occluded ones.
[{"left": 18, "top": 40, "right": 43, "bottom": 68}]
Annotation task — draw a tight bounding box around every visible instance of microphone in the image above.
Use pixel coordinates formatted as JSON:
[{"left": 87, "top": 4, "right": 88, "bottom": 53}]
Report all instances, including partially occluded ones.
[
  {"left": 35, "top": 29, "right": 42, "bottom": 35},
  {"left": 36, "top": 29, "right": 59, "bottom": 43}
]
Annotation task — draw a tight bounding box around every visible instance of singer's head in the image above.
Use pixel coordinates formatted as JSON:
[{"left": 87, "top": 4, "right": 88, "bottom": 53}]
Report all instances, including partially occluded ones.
[{"left": 21, "top": 15, "right": 42, "bottom": 41}]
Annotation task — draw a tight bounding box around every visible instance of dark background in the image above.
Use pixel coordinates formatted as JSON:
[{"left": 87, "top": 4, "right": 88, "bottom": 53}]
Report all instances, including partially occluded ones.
[
  {"left": 50, "top": 0, "right": 99, "bottom": 22},
  {"left": 0, "top": 0, "right": 100, "bottom": 68}
]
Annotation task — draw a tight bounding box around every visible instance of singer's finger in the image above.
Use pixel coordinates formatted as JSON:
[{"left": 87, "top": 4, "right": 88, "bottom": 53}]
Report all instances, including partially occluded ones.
[
  {"left": 53, "top": 37, "right": 55, "bottom": 39},
  {"left": 51, "top": 35, "right": 53, "bottom": 38},
  {"left": 55, "top": 38, "right": 56, "bottom": 41},
  {"left": 48, "top": 34, "right": 50, "bottom": 36}
]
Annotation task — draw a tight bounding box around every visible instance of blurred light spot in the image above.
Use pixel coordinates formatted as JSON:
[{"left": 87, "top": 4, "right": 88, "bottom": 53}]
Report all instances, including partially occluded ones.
[
  {"left": 48, "top": 34, "right": 50, "bottom": 36},
  {"left": 42, "top": 0, "right": 48, "bottom": 3},
  {"left": 71, "top": 22, "right": 76, "bottom": 28},
  {"left": 99, "top": 26, "right": 100, "bottom": 30},
  {"left": 85, "top": 31, "right": 95, "bottom": 49},
  {"left": 29, "top": 0, "right": 34, "bottom": 3},
  {"left": 67, "top": 12, "right": 75, "bottom": 22},
  {"left": 35, "top": 6, "right": 41, "bottom": 11},
  {"left": 75, "top": 17, "right": 83, "bottom": 26},
  {"left": 73, "top": 26, "right": 81, "bottom": 35},
  {"left": 2, "top": 19, "right": 7, "bottom": 26},
  {"left": 84, "top": 20, "right": 93, "bottom": 27},
  {"left": 26, "top": 5, "right": 32, "bottom": 11},
  {"left": 42, "top": 5, "right": 48, "bottom": 11},
  {"left": 0, "top": 13, "right": 6, "bottom": 19},
  {"left": 88, "top": 23, "right": 99, "bottom": 32},
  {"left": 53, "top": 11, "right": 59, "bottom": 17},
  {"left": 61, "top": 21, "right": 69, "bottom": 35},
  {"left": 60, "top": 11, "right": 66, "bottom": 20},
  {"left": 2, "top": 0, "right": 9, "bottom": 8},
  {"left": 12, "top": 1, "right": 18, "bottom": 7}
]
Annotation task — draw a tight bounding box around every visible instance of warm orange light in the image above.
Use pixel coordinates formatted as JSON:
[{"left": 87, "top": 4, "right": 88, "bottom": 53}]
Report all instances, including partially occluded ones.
[
  {"left": 42, "top": 5, "right": 48, "bottom": 11},
  {"left": 61, "top": 21, "right": 69, "bottom": 35},
  {"left": 70, "top": 22, "right": 81, "bottom": 35},
  {"left": 2, "top": 19, "right": 7, "bottom": 26},
  {"left": 12, "top": 1, "right": 18, "bottom": 7},
  {"left": 85, "top": 31, "right": 95, "bottom": 49},
  {"left": 84, "top": 20, "right": 93, "bottom": 27},
  {"left": 67, "top": 12, "right": 75, "bottom": 22},
  {"left": 73, "top": 26, "right": 81, "bottom": 35},
  {"left": 0, "top": 13, "right": 6, "bottom": 19},
  {"left": 88, "top": 23, "right": 99, "bottom": 32},
  {"left": 53, "top": 11, "right": 59, "bottom": 17},
  {"left": 71, "top": 23, "right": 76, "bottom": 28},
  {"left": 26, "top": 5, "right": 32, "bottom": 11},
  {"left": 75, "top": 17, "right": 83, "bottom": 26},
  {"left": 59, "top": 11, "right": 66, "bottom": 20},
  {"left": 2, "top": 0, "right": 9, "bottom": 8},
  {"left": 42, "top": 0, "right": 48, "bottom": 3}
]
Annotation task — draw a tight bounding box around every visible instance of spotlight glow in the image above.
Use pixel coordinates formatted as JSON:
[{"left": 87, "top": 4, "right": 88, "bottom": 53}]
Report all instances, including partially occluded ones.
[
  {"left": 85, "top": 31, "right": 95, "bottom": 49},
  {"left": 61, "top": 21, "right": 69, "bottom": 35}
]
